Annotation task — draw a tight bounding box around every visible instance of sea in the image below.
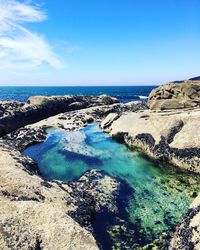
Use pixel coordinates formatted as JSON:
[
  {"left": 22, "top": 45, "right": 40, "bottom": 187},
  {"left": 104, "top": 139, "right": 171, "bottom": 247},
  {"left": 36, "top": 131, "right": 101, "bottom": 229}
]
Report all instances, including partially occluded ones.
[{"left": 0, "top": 86, "right": 156, "bottom": 103}]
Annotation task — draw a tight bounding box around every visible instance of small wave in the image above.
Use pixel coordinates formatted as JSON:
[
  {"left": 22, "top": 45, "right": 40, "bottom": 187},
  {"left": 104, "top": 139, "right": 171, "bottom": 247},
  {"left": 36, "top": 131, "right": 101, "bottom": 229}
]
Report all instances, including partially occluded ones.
[
  {"left": 113, "top": 95, "right": 148, "bottom": 100},
  {"left": 139, "top": 95, "right": 148, "bottom": 99}
]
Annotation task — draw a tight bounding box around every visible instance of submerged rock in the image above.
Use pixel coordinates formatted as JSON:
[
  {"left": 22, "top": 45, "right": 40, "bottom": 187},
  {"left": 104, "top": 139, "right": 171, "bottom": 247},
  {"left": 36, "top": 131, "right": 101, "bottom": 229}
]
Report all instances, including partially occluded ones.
[{"left": 69, "top": 170, "right": 119, "bottom": 230}]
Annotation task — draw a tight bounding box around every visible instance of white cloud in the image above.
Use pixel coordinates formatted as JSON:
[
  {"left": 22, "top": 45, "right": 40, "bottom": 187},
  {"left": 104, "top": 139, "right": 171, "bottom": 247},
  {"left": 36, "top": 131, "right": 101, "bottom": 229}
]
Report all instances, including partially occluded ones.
[{"left": 0, "top": 0, "right": 63, "bottom": 70}]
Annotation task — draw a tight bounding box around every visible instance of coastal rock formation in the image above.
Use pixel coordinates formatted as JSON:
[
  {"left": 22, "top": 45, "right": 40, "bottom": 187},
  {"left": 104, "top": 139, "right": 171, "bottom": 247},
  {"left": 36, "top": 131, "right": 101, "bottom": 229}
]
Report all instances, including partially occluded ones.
[
  {"left": 99, "top": 79, "right": 200, "bottom": 173},
  {"left": 99, "top": 79, "right": 200, "bottom": 249},
  {"left": 148, "top": 80, "right": 200, "bottom": 110},
  {"left": 0, "top": 99, "right": 147, "bottom": 249},
  {"left": 2, "top": 101, "right": 147, "bottom": 151},
  {"left": 0, "top": 140, "right": 119, "bottom": 249},
  {"left": 69, "top": 170, "right": 119, "bottom": 230},
  {"left": 102, "top": 108, "right": 200, "bottom": 173},
  {"left": 171, "top": 194, "right": 200, "bottom": 250},
  {"left": 0, "top": 82, "right": 199, "bottom": 249},
  {"left": 0, "top": 95, "right": 119, "bottom": 137}
]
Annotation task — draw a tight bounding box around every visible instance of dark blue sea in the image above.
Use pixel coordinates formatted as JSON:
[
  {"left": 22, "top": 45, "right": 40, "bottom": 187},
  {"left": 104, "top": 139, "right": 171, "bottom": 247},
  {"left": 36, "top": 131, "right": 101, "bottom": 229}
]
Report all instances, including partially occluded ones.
[{"left": 0, "top": 86, "right": 156, "bottom": 103}]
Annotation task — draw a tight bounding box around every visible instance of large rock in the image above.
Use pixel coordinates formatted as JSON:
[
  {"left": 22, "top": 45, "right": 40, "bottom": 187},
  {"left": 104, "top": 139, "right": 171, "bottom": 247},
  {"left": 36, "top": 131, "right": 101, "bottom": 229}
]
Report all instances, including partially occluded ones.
[
  {"left": 148, "top": 80, "right": 200, "bottom": 110},
  {"left": 0, "top": 199, "right": 98, "bottom": 250},
  {"left": 0, "top": 142, "right": 97, "bottom": 249},
  {"left": 0, "top": 95, "right": 119, "bottom": 137},
  {"left": 0, "top": 141, "right": 120, "bottom": 249},
  {"left": 103, "top": 108, "right": 200, "bottom": 173}
]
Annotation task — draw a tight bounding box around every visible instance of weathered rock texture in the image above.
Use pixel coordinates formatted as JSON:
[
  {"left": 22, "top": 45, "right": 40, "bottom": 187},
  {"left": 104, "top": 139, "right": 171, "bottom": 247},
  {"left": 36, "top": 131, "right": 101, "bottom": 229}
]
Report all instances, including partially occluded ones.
[
  {"left": 103, "top": 108, "right": 200, "bottom": 173},
  {"left": 100, "top": 79, "right": 200, "bottom": 173},
  {"left": 148, "top": 80, "right": 200, "bottom": 110},
  {"left": 0, "top": 99, "right": 144, "bottom": 249},
  {"left": 0, "top": 82, "right": 199, "bottom": 249},
  {"left": 171, "top": 194, "right": 200, "bottom": 250},
  {"left": 0, "top": 140, "right": 119, "bottom": 249},
  {"left": 0, "top": 95, "right": 119, "bottom": 137},
  {"left": 2, "top": 101, "right": 147, "bottom": 151},
  {"left": 100, "top": 113, "right": 119, "bottom": 129},
  {"left": 99, "top": 80, "right": 200, "bottom": 249}
]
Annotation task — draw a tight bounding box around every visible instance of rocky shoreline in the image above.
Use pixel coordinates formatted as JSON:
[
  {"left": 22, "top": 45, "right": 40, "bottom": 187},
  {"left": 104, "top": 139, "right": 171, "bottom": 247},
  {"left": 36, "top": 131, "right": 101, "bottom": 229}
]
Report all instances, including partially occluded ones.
[
  {"left": 0, "top": 79, "right": 200, "bottom": 249},
  {"left": 0, "top": 96, "right": 146, "bottom": 249}
]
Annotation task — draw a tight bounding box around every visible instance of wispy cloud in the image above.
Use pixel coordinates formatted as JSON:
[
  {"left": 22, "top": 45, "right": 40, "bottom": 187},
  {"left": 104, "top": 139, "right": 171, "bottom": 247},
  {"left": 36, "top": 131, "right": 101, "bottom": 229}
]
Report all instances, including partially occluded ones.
[{"left": 0, "top": 0, "right": 63, "bottom": 70}]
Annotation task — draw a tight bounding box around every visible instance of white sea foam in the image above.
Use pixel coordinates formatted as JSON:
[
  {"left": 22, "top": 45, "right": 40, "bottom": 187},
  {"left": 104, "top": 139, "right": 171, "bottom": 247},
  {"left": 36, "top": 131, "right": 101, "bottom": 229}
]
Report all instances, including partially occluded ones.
[{"left": 139, "top": 95, "right": 148, "bottom": 99}]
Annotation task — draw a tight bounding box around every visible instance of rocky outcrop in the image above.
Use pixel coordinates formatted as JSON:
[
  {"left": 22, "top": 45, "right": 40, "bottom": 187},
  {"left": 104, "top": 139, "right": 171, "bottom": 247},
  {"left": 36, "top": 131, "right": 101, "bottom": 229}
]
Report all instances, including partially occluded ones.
[
  {"left": 99, "top": 80, "right": 200, "bottom": 249},
  {"left": 97, "top": 79, "right": 200, "bottom": 173},
  {"left": 0, "top": 95, "right": 119, "bottom": 137},
  {"left": 148, "top": 80, "right": 200, "bottom": 110},
  {"left": 2, "top": 101, "right": 147, "bottom": 151},
  {"left": 189, "top": 76, "right": 200, "bottom": 81},
  {"left": 0, "top": 140, "right": 119, "bottom": 249},
  {"left": 102, "top": 108, "right": 200, "bottom": 173},
  {"left": 1, "top": 83, "right": 199, "bottom": 249},
  {"left": 0, "top": 100, "right": 133, "bottom": 249}
]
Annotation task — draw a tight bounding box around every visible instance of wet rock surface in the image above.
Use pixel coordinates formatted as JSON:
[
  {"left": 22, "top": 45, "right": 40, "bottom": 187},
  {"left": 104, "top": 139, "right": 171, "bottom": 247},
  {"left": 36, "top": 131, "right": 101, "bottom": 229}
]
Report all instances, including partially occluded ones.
[
  {"left": 0, "top": 101, "right": 24, "bottom": 118},
  {"left": 3, "top": 127, "right": 47, "bottom": 151},
  {"left": 69, "top": 170, "right": 119, "bottom": 231}
]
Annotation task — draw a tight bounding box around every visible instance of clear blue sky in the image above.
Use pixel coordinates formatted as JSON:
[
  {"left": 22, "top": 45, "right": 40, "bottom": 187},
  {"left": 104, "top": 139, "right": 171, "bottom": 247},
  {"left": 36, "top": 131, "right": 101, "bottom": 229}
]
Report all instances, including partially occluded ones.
[{"left": 0, "top": 0, "right": 199, "bottom": 85}]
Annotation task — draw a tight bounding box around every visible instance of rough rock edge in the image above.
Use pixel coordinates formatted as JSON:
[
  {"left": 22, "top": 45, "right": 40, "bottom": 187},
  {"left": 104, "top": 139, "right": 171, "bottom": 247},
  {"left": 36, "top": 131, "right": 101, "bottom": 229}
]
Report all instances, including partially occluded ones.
[
  {"left": 171, "top": 204, "right": 200, "bottom": 249},
  {"left": 148, "top": 80, "right": 200, "bottom": 110},
  {"left": 0, "top": 101, "right": 147, "bottom": 249},
  {"left": 0, "top": 95, "right": 119, "bottom": 136},
  {"left": 0, "top": 142, "right": 119, "bottom": 250},
  {"left": 101, "top": 110, "right": 200, "bottom": 174}
]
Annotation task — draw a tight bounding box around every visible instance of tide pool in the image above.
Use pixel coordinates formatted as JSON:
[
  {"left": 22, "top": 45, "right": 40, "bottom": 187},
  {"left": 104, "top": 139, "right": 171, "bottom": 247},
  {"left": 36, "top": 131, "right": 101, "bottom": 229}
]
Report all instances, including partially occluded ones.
[{"left": 24, "top": 123, "right": 200, "bottom": 249}]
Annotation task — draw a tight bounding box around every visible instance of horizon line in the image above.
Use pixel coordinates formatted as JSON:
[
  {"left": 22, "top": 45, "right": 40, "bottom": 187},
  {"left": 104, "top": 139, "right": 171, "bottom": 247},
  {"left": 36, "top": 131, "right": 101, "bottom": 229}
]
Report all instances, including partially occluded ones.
[{"left": 0, "top": 84, "right": 159, "bottom": 87}]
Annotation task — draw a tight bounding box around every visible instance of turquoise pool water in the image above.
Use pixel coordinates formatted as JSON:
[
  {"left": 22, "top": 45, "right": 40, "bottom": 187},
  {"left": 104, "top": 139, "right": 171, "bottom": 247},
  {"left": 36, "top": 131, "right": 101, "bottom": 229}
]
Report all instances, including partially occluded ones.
[{"left": 24, "top": 123, "right": 199, "bottom": 249}]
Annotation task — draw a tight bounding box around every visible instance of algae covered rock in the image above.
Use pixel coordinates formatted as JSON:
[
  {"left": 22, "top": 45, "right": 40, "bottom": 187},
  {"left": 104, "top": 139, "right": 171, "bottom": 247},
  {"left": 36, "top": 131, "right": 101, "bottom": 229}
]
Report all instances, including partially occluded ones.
[{"left": 171, "top": 194, "right": 200, "bottom": 250}]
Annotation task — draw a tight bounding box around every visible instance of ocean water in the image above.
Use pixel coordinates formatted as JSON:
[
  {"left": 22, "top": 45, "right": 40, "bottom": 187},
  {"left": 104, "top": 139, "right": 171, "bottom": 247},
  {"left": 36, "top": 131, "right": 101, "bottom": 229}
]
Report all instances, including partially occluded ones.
[
  {"left": 0, "top": 86, "right": 155, "bottom": 103},
  {"left": 24, "top": 123, "right": 200, "bottom": 249}
]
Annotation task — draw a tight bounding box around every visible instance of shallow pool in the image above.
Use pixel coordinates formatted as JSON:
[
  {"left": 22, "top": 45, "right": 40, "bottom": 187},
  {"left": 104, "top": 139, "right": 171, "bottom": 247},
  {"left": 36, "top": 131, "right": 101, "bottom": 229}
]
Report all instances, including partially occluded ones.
[{"left": 24, "top": 123, "right": 200, "bottom": 249}]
